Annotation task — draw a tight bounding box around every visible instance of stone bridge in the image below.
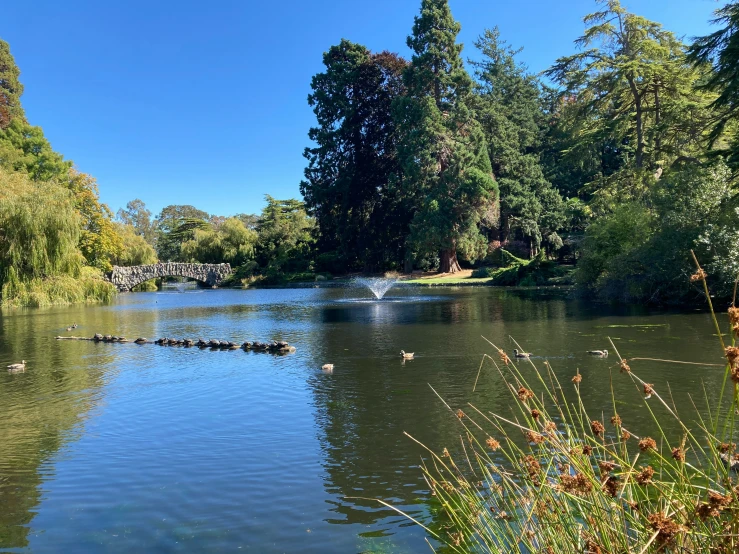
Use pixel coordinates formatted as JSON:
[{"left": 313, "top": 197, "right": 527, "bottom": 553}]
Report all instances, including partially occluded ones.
[{"left": 106, "top": 263, "right": 232, "bottom": 292}]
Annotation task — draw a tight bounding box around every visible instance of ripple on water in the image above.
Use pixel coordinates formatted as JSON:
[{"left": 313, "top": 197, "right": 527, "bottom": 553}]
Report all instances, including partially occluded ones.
[{"left": 0, "top": 288, "right": 722, "bottom": 553}]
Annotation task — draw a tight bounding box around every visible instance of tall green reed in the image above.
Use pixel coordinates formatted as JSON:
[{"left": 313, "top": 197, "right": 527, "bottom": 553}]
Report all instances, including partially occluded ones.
[{"left": 385, "top": 254, "right": 739, "bottom": 553}]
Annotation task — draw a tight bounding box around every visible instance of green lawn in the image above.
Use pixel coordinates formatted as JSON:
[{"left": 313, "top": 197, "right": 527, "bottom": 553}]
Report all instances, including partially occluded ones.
[{"left": 401, "top": 276, "right": 492, "bottom": 286}]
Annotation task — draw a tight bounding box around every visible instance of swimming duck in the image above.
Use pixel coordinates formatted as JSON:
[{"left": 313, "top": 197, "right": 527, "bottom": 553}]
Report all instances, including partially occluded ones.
[
  {"left": 400, "top": 350, "right": 415, "bottom": 359},
  {"left": 513, "top": 349, "right": 532, "bottom": 359},
  {"left": 322, "top": 364, "right": 334, "bottom": 372},
  {"left": 587, "top": 350, "right": 609, "bottom": 358},
  {"left": 7, "top": 360, "right": 26, "bottom": 372}
]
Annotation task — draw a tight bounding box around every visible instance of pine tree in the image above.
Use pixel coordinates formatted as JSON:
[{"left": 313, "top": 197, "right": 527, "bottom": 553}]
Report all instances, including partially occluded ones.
[
  {"left": 689, "top": 1, "right": 739, "bottom": 168},
  {"left": 471, "top": 28, "right": 565, "bottom": 257},
  {"left": 0, "top": 39, "right": 26, "bottom": 129},
  {"left": 396, "top": 0, "right": 497, "bottom": 273}
]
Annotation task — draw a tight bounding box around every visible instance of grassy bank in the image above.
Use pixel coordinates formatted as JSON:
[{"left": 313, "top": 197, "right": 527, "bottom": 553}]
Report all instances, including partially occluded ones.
[{"left": 387, "top": 257, "right": 739, "bottom": 552}]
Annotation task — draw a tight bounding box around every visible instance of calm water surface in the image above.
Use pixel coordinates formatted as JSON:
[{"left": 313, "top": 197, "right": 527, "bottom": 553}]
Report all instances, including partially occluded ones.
[{"left": 0, "top": 287, "right": 725, "bottom": 552}]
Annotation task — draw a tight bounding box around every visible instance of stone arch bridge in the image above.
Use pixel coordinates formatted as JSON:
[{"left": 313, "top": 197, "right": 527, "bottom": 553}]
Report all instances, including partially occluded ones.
[{"left": 106, "top": 263, "right": 232, "bottom": 292}]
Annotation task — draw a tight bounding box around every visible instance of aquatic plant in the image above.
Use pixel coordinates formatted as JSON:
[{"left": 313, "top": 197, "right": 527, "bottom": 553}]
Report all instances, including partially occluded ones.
[{"left": 386, "top": 254, "right": 739, "bottom": 552}]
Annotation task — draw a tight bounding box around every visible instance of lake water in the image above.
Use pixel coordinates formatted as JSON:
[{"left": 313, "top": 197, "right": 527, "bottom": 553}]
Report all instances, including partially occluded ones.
[{"left": 0, "top": 287, "right": 726, "bottom": 552}]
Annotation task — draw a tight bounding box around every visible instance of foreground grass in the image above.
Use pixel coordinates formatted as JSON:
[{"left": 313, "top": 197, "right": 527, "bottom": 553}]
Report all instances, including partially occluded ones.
[{"left": 385, "top": 255, "right": 739, "bottom": 552}]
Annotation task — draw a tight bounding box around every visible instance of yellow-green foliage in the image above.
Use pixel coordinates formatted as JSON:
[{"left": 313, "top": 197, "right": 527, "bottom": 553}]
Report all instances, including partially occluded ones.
[
  {"left": 181, "top": 217, "right": 257, "bottom": 265},
  {"left": 112, "top": 222, "right": 157, "bottom": 266},
  {"left": 2, "top": 267, "right": 116, "bottom": 308},
  {"left": 0, "top": 168, "right": 83, "bottom": 282},
  {"left": 0, "top": 168, "right": 116, "bottom": 307},
  {"left": 66, "top": 169, "right": 123, "bottom": 272}
]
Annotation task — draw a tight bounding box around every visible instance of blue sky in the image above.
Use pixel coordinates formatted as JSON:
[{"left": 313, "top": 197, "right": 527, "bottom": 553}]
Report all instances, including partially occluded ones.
[{"left": 3, "top": 0, "right": 720, "bottom": 217}]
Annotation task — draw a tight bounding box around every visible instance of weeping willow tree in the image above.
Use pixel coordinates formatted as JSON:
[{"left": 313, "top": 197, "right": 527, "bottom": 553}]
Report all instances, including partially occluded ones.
[{"left": 0, "top": 168, "right": 115, "bottom": 307}]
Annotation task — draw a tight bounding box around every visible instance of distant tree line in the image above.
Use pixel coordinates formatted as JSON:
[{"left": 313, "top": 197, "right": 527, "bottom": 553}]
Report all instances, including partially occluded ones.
[
  {"left": 2, "top": 0, "right": 739, "bottom": 305},
  {"left": 300, "top": 0, "right": 739, "bottom": 303},
  {"left": 114, "top": 196, "right": 313, "bottom": 284}
]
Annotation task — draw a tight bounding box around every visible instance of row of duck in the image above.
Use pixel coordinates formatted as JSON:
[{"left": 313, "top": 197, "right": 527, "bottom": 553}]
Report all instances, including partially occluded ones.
[{"left": 88, "top": 334, "right": 296, "bottom": 352}]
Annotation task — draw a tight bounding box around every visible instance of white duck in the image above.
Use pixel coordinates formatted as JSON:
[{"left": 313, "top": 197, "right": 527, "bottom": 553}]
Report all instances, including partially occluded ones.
[{"left": 7, "top": 360, "right": 26, "bottom": 372}]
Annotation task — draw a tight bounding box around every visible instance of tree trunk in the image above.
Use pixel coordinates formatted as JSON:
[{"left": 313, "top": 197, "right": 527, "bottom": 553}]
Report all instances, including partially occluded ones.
[
  {"left": 439, "top": 248, "right": 462, "bottom": 274},
  {"left": 627, "top": 76, "right": 645, "bottom": 168},
  {"left": 654, "top": 86, "right": 662, "bottom": 159}
]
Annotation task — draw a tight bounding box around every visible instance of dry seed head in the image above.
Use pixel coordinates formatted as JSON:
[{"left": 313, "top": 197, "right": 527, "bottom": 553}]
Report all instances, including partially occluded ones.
[
  {"left": 522, "top": 455, "right": 541, "bottom": 481},
  {"left": 544, "top": 421, "right": 557, "bottom": 434},
  {"left": 719, "top": 442, "right": 736, "bottom": 454},
  {"left": 643, "top": 383, "right": 654, "bottom": 399},
  {"left": 572, "top": 373, "right": 582, "bottom": 384},
  {"left": 690, "top": 268, "right": 707, "bottom": 282},
  {"left": 583, "top": 535, "right": 603, "bottom": 554},
  {"left": 648, "top": 512, "right": 686, "bottom": 545},
  {"left": 599, "top": 461, "right": 616, "bottom": 473},
  {"left": 583, "top": 445, "right": 594, "bottom": 456},
  {"left": 591, "top": 420, "right": 605, "bottom": 437},
  {"left": 620, "top": 359, "right": 631, "bottom": 373},
  {"left": 442, "top": 447, "right": 450, "bottom": 458},
  {"left": 621, "top": 429, "right": 631, "bottom": 441},
  {"left": 526, "top": 430, "right": 546, "bottom": 444},
  {"left": 517, "top": 387, "right": 534, "bottom": 402},
  {"left": 696, "top": 502, "right": 719, "bottom": 520},
  {"left": 672, "top": 447, "right": 686, "bottom": 462},
  {"left": 559, "top": 472, "right": 593, "bottom": 496},
  {"left": 610, "top": 414, "right": 622, "bottom": 426},
  {"left": 709, "top": 491, "right": 732, "bottom": 509},
  {"left": 639, "top": 437, "right": 657, "bottom": 452},
  {"left": 497, "top": 348, "right": 510, "bottom": 366},
  {"left": 725, "top": 347, "right": 739, "bottom": 383},
  {"left": 729, "top": 306, "right": 739, "bottom": 325},
  {"left": 603, "top": 475, "right": 619, "bottom": 498},
  {"left": 485, "top": 437, "right": 500, "bottom": 451},
  {"left": 636, "top": 465, "right": 655, "bottom": 485},
  {"left": 456, "top": 409, "right": 465, "bottom": 419},
  {"left": 531, "top": 409, "right": 541, "bottom": 420}
]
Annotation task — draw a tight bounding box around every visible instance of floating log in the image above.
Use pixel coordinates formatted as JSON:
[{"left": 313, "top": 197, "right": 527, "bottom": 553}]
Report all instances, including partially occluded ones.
[{"left": 56, "top": 334, "right": 296, "bottom": 353}]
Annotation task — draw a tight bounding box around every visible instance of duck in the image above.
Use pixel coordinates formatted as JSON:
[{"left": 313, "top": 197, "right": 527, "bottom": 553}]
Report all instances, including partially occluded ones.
[
  {"left": 7, "top": 360, "right": 26, "bottom": 372},
  {"left": 513, "top": 349, "right": 532, "bottom": 359},
  {"left": 400, "top": 350, "right": 415, "bottom": 360},
  {"left": 587, "top": 349, "right": 609, "bottom": 358},
  {"left": 66, "top": 327, "right": 73, "bottom": 332},
  {"left": 322, "top": 364, "right": 334, "bottom": 372}
]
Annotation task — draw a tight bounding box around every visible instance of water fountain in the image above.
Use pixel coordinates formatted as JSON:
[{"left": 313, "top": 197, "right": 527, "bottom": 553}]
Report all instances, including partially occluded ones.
[{"left": 353, "top": 277, "right": 398, "bottom": 300}]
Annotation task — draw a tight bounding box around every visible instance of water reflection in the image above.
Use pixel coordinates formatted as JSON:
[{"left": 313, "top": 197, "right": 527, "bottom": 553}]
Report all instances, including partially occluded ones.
[{"left": 0, "top": 288, "right": 726, "bottom": 552}]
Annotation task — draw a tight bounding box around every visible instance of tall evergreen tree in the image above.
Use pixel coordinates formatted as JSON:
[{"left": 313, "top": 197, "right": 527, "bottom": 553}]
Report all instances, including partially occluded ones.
[
  {"left": 0, "top": 39, "right": 26, "bottom": 129},
  {"left": 396, "top": 0, "right": 498, "bottom": 273},
  {"left": 689, "top": 1, "right": 739, "bottom": 168},
  {"left": 546, "top": 0, "right": 707, "bottom": 174},
  {"left": 471, "top": 28, "right": 565, "bottom": 256},
  {"left": 301, "top": 40, "right": 409, "bottom": 271}
]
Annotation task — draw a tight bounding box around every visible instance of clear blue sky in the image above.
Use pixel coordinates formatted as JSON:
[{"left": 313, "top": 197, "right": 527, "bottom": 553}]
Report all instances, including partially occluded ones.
[{"left": 2, "top": 0, "right": 721, "bottom": 217}]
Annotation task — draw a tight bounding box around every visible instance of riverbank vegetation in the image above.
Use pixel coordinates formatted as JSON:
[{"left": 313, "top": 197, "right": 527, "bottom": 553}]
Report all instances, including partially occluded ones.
[
  {"left": 299, "top": 0, "right": 739, "bottom": 305},
  {"left": 2, "top": 0, "right": 739, "bottom": 306},
  {"left": 395, "top": 259, "right": 739, "bottom": 552}
]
